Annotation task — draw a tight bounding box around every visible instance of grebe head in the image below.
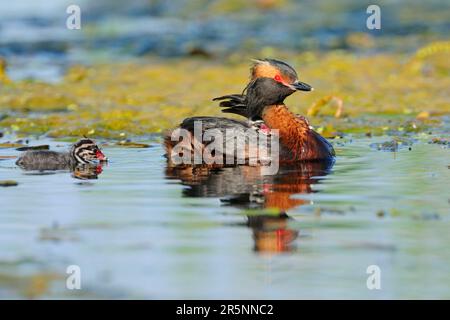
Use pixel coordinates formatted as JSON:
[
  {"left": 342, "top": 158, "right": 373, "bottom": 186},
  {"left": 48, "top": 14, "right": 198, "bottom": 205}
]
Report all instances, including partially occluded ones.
[
  {"left": 71, "top": 139, "right": 107, "bottom": 164},
  {"left": 250, "top": 58, "right": 313, "bottom": 92},
  {"left": 246, "top": 77, "right": 298, "bottom": 120}
]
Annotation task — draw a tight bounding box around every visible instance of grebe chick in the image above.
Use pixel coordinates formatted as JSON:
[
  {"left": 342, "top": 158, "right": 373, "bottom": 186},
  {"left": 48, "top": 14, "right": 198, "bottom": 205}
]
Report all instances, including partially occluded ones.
[{"left": 16, "top": 139, "right": 107, "bottom": 171}]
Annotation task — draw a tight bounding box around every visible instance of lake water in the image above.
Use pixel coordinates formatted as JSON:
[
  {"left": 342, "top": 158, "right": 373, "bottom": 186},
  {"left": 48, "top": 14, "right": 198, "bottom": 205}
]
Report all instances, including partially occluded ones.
[{"left": 0, "top": 135, "right": 449, "bottom": 299}]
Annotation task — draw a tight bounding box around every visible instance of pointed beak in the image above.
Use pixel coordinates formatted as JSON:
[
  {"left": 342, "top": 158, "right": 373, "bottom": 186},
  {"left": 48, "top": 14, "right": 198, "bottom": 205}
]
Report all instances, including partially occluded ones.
[
  {"left": 96, "top": 150, "right": 107, "bottom": 161},
  {"left": 290, "top": 80, "right": 313, "bottom": 91}
]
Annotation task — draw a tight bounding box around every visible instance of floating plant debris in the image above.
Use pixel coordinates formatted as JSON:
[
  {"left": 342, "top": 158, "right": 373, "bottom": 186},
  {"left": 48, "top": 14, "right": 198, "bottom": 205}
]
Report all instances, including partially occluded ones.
[
  {"left": 16, "top": 145, "right": 50, "bottom": 151},
  {"left": 370, "top": 138, "right": 415, "bottom": 152},
  {"left": 0, "top": 155, "right": 17, "bottom": 160},
  {"left": 0, "top": 180, "right": 18, "bottom": 187},
  {"left": 0, "top": 142, "right": 27, "bottom": 149},
  {"left": 115, "top": 141, "right": 152, "bottom": 148},
  {"left": 429, "top": 138, "right": 449, "bottom": 146}
]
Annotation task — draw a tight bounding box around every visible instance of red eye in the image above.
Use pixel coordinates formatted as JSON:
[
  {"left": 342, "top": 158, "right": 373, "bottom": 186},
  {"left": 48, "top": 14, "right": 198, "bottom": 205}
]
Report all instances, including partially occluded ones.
[{"left": 274, "top": 75, "right": 282, "bottom": 82}]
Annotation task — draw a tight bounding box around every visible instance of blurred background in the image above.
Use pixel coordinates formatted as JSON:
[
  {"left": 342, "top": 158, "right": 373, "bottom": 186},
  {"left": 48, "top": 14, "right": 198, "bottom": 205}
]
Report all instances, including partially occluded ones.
[
  {"left": 1, "top": 0, "right": 449, "bottom": 81},
  {"left": 1, "top": 0, "right": 448, "bottom": 137}
]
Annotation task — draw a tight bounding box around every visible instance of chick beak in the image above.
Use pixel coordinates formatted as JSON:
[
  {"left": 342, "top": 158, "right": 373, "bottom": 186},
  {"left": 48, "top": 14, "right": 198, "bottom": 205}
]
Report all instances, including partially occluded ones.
[
  {"left": 290, "top": 80, "right": 313, "bottom": 91},
  {"left": 96, "top": 150, "right": 107, "bottom": 161}
]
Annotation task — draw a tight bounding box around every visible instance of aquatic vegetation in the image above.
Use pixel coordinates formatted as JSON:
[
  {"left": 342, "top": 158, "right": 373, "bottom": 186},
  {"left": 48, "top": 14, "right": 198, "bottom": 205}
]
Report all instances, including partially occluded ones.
[
  {"left": 114, "top": 141, "right": 152, "bottom": 148},
  {"left": 0, "top": 272, "right": 61, "bottom": 299},
  {"left": 0, "top": 58, "right": 11, "bottom": 84},
  {"left": 429, "top": 137, "right": 450, "bottom": 147},
  {"left": 0, "top": 142, "right": 26, "bottom": 148},
  {"left": 0, "top": 43, "right": 449, "bottom": 139},
  {"left": 0, "top": 155, "right": 17, "bottom": 160},
  {"left": 16, "top": 145, "right": 50, "bottom": 151},
  {"left": 0, "top": 180, "right": 18, "bottom": 187},
  {"left": 370, "top": 137, "right": 415, "bottom": 152},
  {"left": 39, "top": 223, "right": 79, "bottom": 242},
  {"left": 307, "top": 95, "right": 344, "bottom": 118}
]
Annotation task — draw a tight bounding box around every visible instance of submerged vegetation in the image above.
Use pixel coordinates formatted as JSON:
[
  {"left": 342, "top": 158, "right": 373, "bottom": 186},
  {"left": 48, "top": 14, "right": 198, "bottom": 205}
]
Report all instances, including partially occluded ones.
[{"left": 0, "top": 41, "right": 449, "bottom": 140}]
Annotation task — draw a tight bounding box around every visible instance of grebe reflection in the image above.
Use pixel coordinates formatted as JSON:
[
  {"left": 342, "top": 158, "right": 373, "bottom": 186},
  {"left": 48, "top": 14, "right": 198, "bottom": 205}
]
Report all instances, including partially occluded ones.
[{"left": 166, "top": 160, "right": 333, "bottom": 253}]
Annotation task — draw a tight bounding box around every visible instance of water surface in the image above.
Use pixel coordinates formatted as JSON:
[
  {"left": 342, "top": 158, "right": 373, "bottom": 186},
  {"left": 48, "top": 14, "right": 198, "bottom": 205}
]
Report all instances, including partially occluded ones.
[{"left": 0, "top": 136, "right": 449, "bottom": 299}]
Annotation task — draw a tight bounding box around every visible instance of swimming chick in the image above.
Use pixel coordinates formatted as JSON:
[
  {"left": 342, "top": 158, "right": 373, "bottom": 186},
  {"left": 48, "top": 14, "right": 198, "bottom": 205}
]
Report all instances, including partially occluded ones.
[{"left": 16, "top": 138, "right": 107, "bottom": 171}]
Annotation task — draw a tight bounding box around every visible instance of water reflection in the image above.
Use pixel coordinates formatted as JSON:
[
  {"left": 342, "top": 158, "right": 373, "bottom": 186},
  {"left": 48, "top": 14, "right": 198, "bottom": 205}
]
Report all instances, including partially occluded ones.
[
  {"left": 166, "top": 161, "right": 334, "bottom": 253},
  {"left": 71, "top": 164, "right": 105, "bottom": 180}
]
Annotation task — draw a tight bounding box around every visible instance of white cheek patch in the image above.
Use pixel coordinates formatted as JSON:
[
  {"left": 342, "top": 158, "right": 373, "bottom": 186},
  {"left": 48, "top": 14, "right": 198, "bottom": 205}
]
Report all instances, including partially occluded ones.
[
  {"left": 74, "top": 153, "right": 89, "bottom": 164},
  {"left": 74, "top": 145, "right": 96, "bottom": 164}
]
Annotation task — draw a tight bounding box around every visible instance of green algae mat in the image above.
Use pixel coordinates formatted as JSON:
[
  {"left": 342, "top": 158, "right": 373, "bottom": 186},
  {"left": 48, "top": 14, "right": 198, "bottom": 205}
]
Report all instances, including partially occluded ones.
[{"left": 1, "top": 43, "right": 449, "bottom": 140}]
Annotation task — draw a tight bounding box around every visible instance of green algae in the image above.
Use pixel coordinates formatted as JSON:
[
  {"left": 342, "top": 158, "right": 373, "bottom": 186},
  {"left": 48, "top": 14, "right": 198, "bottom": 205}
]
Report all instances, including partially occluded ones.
[
  {"left": 370, "top": 137, "right": 415, "bottom": 152},
  {"left": 0, "top": 272, "right": 61, "bottom": 298},
  {"left": 0, "top": 43, "right": 449, "bottom": 139},
  {"left": 114, "top": 141, "right": 152, "bottom": 148},
  {"left": 0, "top": 180, "right": 18, "bottom": 187},
  {"left": 0, "top": 142, "right": 26, "bottom": 148}
]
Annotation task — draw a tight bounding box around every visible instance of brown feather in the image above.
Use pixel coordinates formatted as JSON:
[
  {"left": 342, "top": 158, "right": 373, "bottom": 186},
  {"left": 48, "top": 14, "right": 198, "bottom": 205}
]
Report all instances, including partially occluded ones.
[{"left": 262, "top": 105, "right": 334, "bottom": 161}]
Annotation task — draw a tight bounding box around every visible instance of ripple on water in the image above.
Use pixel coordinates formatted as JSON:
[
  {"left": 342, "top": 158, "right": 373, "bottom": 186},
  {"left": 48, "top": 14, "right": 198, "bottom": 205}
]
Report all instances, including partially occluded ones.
[{"left": 0, "top": 136, "right": 449, "bottom": 298}]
